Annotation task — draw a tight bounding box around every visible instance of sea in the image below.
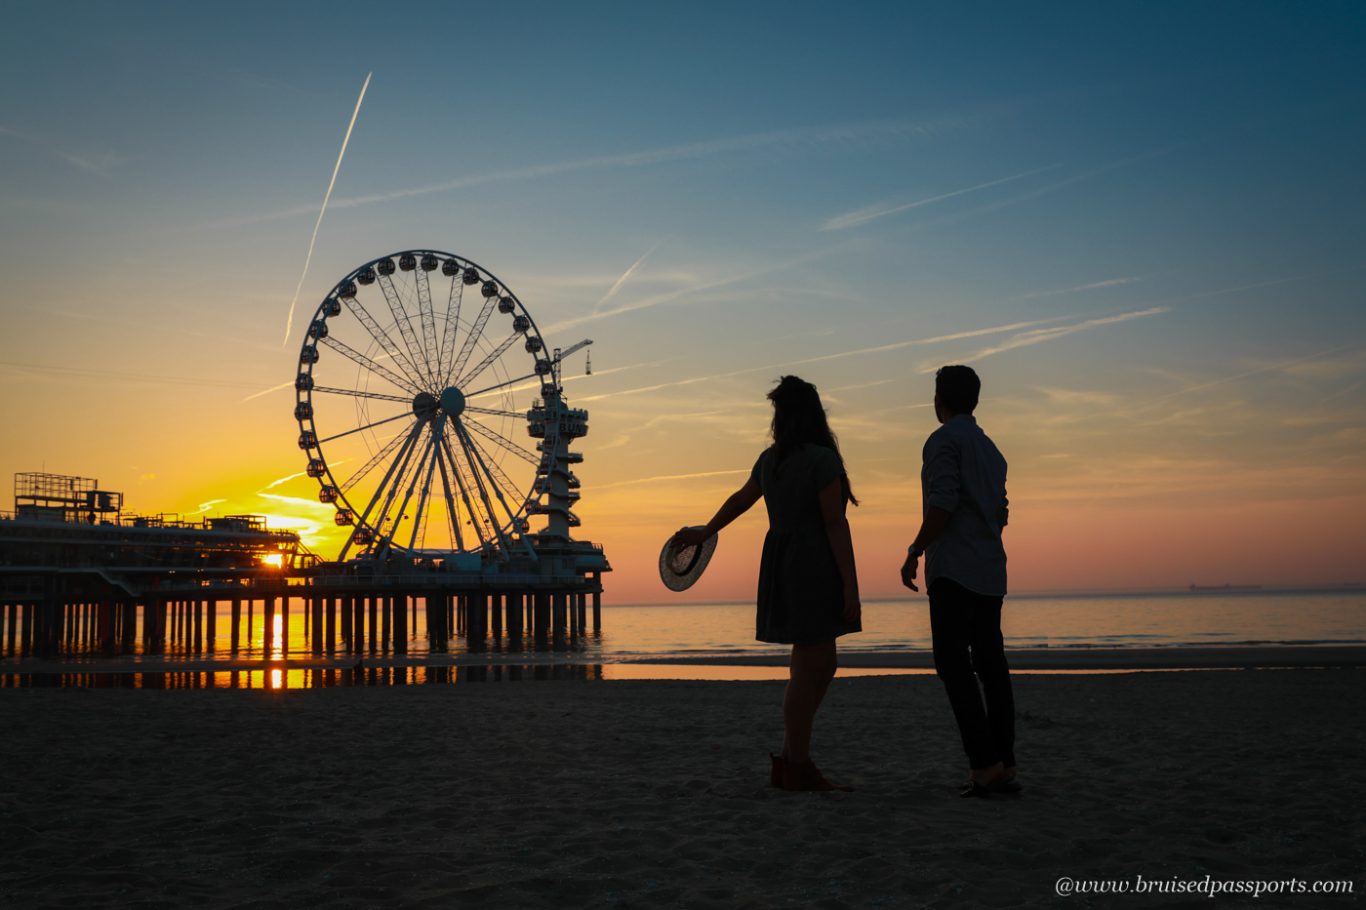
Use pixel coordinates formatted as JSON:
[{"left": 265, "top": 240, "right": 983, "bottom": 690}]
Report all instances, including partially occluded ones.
[{"left": 3, "top": 587, "right": 1363, "bottom": 688}]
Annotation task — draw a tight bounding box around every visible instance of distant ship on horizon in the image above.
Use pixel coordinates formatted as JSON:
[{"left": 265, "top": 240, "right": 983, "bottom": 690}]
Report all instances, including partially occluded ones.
[{"left": 1189, "top": 583, "right": 1264, "bottom": 592}]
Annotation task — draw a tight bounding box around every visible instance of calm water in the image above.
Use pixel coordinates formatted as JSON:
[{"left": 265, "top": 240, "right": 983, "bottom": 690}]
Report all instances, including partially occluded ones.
[
  {"left": 15, "top": 588, "right": 1366, "bottom": 661},
  {"left": 605, "top": 589, "right": 1366, "bottom": 659},
  {"left": 4, "top": 588, "right": 1362, "bottom": 687}
]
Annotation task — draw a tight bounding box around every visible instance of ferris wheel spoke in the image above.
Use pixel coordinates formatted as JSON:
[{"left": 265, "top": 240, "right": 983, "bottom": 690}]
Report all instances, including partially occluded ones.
[
  {"left": 415, "top": 267, "right": 441, "bottom": 382},
  {"left": 377, "top": 273, "right": 437, "bottom": 389},
  {"left": 401, "top": 428, "right": 442, "bottom": 552},
  {"left": 433, "top": 438, "right": 466, "bottom": 552},
  {"left": 465, "top": 406, "right": 524, "bottom": 420},
  {"left": 456, "top": 332, "right": 521, "bottom": 389},
  {"left": 372, "top": 424, "right": 432, "bottom": 545},
  {"left": 449, "top": 294, "right": 499, "bottom": 386},
  {"left": 320, "top": 336, "right": 422, "bottom": 397},
  {"left": 461, "top": 416, "right": 540, "bottom": 464},
  {"left": 339, "top": 424, "right": 413, "bottom": 494},
  {"left": 317, "top": 410, "right": 413, "bottom": 445},
  {"left": 340, "top": 295, "right": 427, "bottom": 389},
  {"left": 337, "top": 419, "right": 425, "bottom": 561},
  {"left": 437, "top": 276, "right": 465, "bottom": 387},
  {"left": 452, "top": 423, "right": 515, "bottom": 554},
  {"left": 466, "top": 371, "right": 540, "bottom": 400},
  {"left": 442, "top": 434, "right": 491, "bottom": 553},
  {"left": 456, "top": 421, "right": 527, "bottom": 526},
  {"left": 390, "top": 428, "right": 438, "bottom": 545},
  {"left": 313, "top": 385, "right": 411, "bottom": 404},
  {"left": 462, "top": 426, "right": 529, "bottom": 507}
]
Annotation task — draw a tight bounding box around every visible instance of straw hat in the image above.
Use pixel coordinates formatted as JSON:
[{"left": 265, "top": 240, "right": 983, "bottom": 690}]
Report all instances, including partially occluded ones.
[{"left": 658, "top": 528, "right": 718, "bottom": 592}]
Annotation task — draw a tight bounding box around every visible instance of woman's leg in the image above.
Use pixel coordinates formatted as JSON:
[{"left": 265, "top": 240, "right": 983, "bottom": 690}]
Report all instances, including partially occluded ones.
[{"left": 782, "top": 639, "right": 837, "bottom": 762}]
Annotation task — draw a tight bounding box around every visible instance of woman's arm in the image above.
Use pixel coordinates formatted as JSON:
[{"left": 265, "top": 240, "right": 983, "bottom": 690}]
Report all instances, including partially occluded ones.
[
  {"left": 673, "top": 475, "right": 762, "bottom": 546},
  {"left": 817, "top": 477, "right": 860, "bottom": 623}
]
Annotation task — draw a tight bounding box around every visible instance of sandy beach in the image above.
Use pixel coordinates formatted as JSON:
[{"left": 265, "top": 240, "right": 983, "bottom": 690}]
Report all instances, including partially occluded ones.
[{"left": 1, "top": 670, "right": 1362, "bottom": 908}]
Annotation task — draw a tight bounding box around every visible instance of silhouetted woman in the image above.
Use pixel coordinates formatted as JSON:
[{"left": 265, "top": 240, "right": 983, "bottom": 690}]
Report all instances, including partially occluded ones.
[{"left": 673, "top": 375, "right": 861, "bottom": 790}]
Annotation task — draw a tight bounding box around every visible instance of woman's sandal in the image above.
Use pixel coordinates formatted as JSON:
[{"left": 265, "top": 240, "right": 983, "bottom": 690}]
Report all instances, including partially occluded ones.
[
  {"left": 776, "top": 755, "right": 854, "bottom": 792},
  {"left": 960, "top": 769, "right": 1022, "bottom": 798},
  {"left": 959, "top": 779, "right": 994, "bottom": 798},
  {"left": 992, "top": 773, "right": 1022, "bottom": 795}
]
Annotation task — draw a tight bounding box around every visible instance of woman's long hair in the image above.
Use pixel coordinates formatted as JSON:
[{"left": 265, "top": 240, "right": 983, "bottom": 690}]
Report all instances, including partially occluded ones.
[{"left": 767, "top": 375, "right": 858, "bottom": 505}]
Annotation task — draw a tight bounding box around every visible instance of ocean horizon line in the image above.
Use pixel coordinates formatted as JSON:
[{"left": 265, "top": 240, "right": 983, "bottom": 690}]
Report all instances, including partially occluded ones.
[{"left": 620, "top": 582, "right": 1366, "bottom": 609}]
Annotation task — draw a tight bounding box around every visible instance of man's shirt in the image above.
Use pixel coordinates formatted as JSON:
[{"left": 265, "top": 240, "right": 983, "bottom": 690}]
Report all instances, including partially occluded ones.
[{"left": 921, "top": 414, "right": 1009, "bottom": 597}]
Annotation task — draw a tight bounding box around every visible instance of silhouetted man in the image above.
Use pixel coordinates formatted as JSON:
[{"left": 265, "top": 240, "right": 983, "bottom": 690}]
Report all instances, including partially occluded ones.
[{"left": 901, "top": 365, "right": 1016, "bottom": 797}]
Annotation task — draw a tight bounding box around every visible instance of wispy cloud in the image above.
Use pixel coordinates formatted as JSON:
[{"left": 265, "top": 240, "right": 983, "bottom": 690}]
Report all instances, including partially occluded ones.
[
  {"left": 1021, "top": 276, "right": 1143, "bottom": 300},
  {"left": 282, "top": 71, "right": 371, "bottom": 348},
  {"left": 0, "top": 125, "right": 123, "bottom": 174},
  {"left": 825, "top": 378, "right": 895, "bottom": 394},
  {"left": 465, "top": 359, "right": 660, "bottom": 402},
  {"left": 0, "top": 360, "right": 264, "bottom": 391},
  {"left": 257, "top": 491, "right": 337, "bottom": 514},
  {"left": 821, "top": 165, "right": 1058, "bottom": 231},
  {"left": 917, "top": 145, "right": 1184, "bottom": 230},
  {"left": 1152, "top": 342, "right": 1363, "bottom": 403},
  {"left": 206, "top": 115, "right": 966, "bottom": 230},
  {"left": 542, "top": 245, "right": 844, "bottom": 335},
  {"left": 595, "top": 469, "right": 750, "bottom": 491},
  {"left": 260, "top": 470, "right": 308, "bottom": 491},
  {"left": 914, "top": 307, "right": 1171, "bottom": 372},
  {"left": 575, "top": 315, "right": 1072, "bottom": 403}
]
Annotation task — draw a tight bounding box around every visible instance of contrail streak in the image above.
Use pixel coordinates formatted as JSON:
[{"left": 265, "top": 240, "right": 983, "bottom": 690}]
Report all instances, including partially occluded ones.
[
  {"left": 821, "top": 165, "right": 1058, "bottom": 231},
  {"left": 282, "top": 71, "right": 371, "bottom": 348},
  {"left": 241, "top": 379, "right": 295, "bottom": 402},
  {"left": 914, "top": 306, "right": 1170, "bottom": 373},
  {"left": 596, "top": 241, "right": 660, "bottom": 311}
]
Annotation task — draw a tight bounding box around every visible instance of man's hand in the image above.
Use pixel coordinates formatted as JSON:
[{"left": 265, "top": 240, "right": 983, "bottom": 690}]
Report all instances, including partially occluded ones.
[
  {"left": 842, "top": 583, "right": 861, "bottom": 624},
  {"left": 900, "top": 552, "right": 920, "bottom": 592}
]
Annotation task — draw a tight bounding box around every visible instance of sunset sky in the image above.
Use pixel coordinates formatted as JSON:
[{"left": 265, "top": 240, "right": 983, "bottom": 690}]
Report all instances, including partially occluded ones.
[{"left": 2, "top": 2, "right": 1363, "bottom": 603}]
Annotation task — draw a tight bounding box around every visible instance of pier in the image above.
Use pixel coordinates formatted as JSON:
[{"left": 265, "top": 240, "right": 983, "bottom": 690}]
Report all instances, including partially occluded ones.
[
  {"left": 0, "top": 474, "right": 607, "bottom": 662},
  {"left": 2, "top": 251, "right": 615, "bottom": 669}
]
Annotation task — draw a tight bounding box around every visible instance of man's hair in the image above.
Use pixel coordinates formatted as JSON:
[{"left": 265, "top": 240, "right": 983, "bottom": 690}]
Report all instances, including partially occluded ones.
[{"left": 935, "top": 365, "right": 980, "bottom": 414}]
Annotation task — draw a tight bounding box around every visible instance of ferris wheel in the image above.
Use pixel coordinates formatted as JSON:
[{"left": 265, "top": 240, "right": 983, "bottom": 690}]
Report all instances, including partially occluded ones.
[{"left": 293, "top": 249, "right": 562, "bottom": 561}]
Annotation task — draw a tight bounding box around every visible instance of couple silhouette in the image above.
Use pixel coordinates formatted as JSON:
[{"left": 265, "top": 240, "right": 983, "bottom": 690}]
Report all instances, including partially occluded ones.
[{"left": 670, "top": 366, "right": 1016, "bottom": 797}]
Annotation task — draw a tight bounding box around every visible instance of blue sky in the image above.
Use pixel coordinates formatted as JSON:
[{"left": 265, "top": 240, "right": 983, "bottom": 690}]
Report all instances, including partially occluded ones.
[{"left": 2, "top": 2, "right": 1363, "bottom": 598}]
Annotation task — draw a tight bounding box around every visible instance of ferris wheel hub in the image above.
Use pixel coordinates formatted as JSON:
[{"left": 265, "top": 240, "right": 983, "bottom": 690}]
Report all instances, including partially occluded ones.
[
  {"left": 412, "top": 391, "right": 439, "bottom": 420},
  {"left": 439, "top": 387, "right": 466, "bottom": 417}
]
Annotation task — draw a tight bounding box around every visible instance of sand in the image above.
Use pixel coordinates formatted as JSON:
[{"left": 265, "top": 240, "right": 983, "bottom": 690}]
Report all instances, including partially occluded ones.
[{"left": 1, "top": 671, "right": 1362, "bottom": 908}]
